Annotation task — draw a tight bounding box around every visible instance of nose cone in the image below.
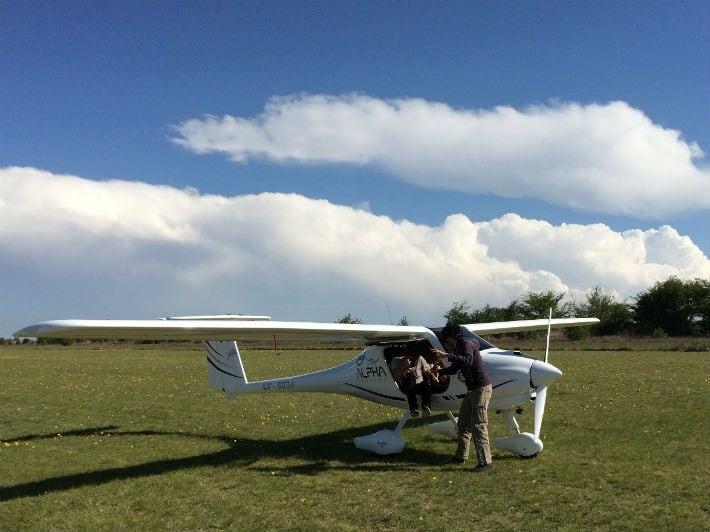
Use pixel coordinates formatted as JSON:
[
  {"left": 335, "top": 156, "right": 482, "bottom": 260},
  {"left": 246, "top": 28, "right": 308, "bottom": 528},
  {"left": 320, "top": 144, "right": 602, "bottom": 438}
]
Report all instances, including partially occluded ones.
[{"left": 530, "top": 360, "right": 563, "bottom": 388}]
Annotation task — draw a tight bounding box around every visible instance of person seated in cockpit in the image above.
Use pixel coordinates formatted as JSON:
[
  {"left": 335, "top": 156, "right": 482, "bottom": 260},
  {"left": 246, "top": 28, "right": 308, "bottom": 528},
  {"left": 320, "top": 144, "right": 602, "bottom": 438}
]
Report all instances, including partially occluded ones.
[
  {"left": 400, "top": 352, "right": 435, "bottom": 418},
  {"left": 390, "top": 354, "right": 412, "bottom": 389},
  {"left": 390, "top": 342, "right": 447, "bottom": 417}
]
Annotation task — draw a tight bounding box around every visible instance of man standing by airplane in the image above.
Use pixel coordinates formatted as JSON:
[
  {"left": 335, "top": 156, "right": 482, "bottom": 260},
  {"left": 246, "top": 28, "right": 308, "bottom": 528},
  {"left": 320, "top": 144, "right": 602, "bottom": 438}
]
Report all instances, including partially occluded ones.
[{"left": 433, "top": 321, "right": 493, "bottom": 472}]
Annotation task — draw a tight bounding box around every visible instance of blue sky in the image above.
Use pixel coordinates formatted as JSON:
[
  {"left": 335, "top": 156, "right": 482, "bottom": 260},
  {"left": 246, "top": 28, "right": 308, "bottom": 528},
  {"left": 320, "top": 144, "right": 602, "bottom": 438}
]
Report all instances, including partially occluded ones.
[{"left": 2, "top": 1, "right": 709, "bottom": 336}]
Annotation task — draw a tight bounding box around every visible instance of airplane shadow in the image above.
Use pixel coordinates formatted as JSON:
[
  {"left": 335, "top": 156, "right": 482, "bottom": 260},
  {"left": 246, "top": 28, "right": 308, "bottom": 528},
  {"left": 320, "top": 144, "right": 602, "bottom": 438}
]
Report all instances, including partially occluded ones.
[{"left": 1, "top": 420, "right": 458, "bottom": 502}]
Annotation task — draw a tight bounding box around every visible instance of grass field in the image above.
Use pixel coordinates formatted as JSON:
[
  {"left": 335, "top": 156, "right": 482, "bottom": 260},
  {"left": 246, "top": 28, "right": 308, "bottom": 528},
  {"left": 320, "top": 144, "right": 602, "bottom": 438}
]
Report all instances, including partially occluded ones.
[{"left": 1, "top": 344, "right": 708, "bottom": 530}]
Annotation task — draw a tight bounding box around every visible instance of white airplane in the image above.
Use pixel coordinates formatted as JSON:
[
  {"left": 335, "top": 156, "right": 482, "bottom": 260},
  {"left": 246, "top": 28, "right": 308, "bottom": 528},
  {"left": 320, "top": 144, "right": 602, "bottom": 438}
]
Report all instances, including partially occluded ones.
[{"left": 14, "top": 314, "right": 598, "bottom": 457}]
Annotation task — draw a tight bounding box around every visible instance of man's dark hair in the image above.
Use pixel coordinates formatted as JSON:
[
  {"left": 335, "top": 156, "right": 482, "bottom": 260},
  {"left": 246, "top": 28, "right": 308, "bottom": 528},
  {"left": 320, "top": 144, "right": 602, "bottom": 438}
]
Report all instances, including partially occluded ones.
[{"left": 442, "top": 320, "right": 463, "bottom": 340}]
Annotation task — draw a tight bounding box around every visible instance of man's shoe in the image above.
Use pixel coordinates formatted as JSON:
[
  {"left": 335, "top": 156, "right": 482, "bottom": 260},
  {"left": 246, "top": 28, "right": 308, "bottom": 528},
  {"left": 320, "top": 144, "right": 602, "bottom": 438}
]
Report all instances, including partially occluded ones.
[
  {"left": 446, "top": 456, "right": 465, "bottom": 465},
  {"left": 472, "top": 463, "right": 493, "bottom": 473},
  {"left": 410, "top": 410, "right": 420, "bottom": 418},
  {"left": 422, "top": 406, "right": 431, "bottom": 417}
]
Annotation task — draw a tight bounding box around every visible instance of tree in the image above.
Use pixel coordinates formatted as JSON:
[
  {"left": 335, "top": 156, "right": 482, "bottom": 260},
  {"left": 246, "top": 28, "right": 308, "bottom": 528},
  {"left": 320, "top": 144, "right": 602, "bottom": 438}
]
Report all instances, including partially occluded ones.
[
  {"left": 684, "top": 278, "right": 710, "bottom": 335},
  {"left": 336, "top": 313, "right": 363, "bottom": 324},
  {"left": 519, "top": 291, "right": 567, "bottom": 319},
  {"left": 444, "top": 300, "right": 473, "bottom": 324},
  {"left": 579, "top": 285, "right": 633, "bottom": 336},
  {"left": 502, "top": 300, "right": 525, "bottom": 321},
  {"left": 633, "top": 276, "right": 710, "bottom": 336},
  {"left": 469, "top": 304, "right": 507, "bottom": 323}
]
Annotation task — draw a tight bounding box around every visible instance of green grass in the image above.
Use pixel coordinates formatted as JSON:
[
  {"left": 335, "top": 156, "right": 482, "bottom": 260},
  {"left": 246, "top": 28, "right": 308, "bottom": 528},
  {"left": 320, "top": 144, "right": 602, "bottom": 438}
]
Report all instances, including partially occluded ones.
[{"left": 1, "top": 345, "right": 708, "bottom": 530}]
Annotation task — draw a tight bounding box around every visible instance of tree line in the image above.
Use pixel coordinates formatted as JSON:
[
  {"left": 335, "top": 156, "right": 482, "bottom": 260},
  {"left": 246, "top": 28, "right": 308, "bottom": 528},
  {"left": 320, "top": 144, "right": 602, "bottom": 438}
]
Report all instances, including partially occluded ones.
[
  {"left": 337, "top": 276, "right": 709, "bottom": 338},
  {"left": 442, "top": 276, "right": 709, "bottom": 338}
]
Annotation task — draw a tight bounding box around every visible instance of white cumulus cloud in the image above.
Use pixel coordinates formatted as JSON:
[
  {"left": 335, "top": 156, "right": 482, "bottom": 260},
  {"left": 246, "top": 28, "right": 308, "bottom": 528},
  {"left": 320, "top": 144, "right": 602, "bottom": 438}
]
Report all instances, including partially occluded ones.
[
  {"left": 3, "top": 167, "right": 710, "bottom": 337},
  {"left": 172, "top": 94, "right": 710, "bottom": 218}
]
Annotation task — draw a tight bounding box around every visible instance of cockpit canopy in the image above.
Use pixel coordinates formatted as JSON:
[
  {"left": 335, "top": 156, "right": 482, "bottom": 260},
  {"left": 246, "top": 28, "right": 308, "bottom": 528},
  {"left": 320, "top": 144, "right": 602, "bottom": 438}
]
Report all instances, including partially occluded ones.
[{"left": 428, "top": 327, "right": 496, "bottom": 350}]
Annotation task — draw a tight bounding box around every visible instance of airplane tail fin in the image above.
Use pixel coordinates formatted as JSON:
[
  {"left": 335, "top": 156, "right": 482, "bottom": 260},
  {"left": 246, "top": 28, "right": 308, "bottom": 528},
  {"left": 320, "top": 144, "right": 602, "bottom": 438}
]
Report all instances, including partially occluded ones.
[{"left": 205, "top": 340, "right": 248, "bottom": 399}]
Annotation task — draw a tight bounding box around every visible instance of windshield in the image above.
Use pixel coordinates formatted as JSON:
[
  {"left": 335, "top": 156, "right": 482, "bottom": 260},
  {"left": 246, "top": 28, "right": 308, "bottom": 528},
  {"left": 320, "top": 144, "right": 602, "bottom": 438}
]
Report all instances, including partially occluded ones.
[{"left": 429, "top": 327, "right": 496, "bottom": 350}]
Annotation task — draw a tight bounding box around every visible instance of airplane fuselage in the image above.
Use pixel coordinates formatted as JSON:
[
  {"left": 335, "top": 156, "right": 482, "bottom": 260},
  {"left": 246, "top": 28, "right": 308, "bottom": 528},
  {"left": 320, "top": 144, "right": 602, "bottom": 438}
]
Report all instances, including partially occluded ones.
[{"left": 211, "top": 343, "right": 562, "bottom": 414}]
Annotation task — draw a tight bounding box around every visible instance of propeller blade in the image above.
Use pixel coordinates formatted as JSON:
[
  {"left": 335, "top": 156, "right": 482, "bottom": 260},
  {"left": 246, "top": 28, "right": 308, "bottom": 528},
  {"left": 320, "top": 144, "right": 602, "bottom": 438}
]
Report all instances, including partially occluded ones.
[
  {"left": 534, "top": 312, "right": 553, "bottom": 444},
  {"left": 533, "top": 385, "right": 548, "bottom": 441},
  {"left": 544, "top": 308, "right": 552, "bottom": 363}
]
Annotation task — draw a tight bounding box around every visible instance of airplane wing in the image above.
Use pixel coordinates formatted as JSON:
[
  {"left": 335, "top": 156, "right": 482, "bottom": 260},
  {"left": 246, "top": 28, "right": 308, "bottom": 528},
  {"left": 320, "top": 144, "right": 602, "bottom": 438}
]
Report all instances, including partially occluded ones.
[
  {"left": 13, "top": 319, "right": 434, "bottom": 343},
  {"left": 464, "top": 317, "right": 599, "bottom": 335},
  {"left": 15, "top": 316, "right": 598, "bottom": 342}
]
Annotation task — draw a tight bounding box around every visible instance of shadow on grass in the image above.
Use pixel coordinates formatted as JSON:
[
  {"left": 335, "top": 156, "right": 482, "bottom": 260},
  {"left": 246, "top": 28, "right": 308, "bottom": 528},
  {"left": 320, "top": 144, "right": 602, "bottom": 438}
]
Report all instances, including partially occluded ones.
[
  {"left": 1, "top": 420, "right": 461, "bottom": 502},
  {"left": 1, "top": 425, "right": 120, "bottom": 442}
]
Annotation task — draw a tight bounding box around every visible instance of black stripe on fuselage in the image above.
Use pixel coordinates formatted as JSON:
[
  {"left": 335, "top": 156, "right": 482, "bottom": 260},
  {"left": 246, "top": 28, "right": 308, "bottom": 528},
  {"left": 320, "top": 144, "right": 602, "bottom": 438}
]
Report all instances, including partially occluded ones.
[
  {"left": 206, "top": 354, "right": 243, "bottom": 380},
  {"left": 344, "top": 383, "right": 407, "bottom": 403}
]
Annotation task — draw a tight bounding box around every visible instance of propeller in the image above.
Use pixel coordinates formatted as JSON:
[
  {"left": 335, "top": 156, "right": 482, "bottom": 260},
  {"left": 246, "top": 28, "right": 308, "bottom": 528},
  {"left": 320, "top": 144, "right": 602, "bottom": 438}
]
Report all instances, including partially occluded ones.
[
  {"left": 533, "top": 385, "right": 547, "bottom": 441},
  {"left": 534, "top": 309, "right": 553, "bottom": 442}
]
